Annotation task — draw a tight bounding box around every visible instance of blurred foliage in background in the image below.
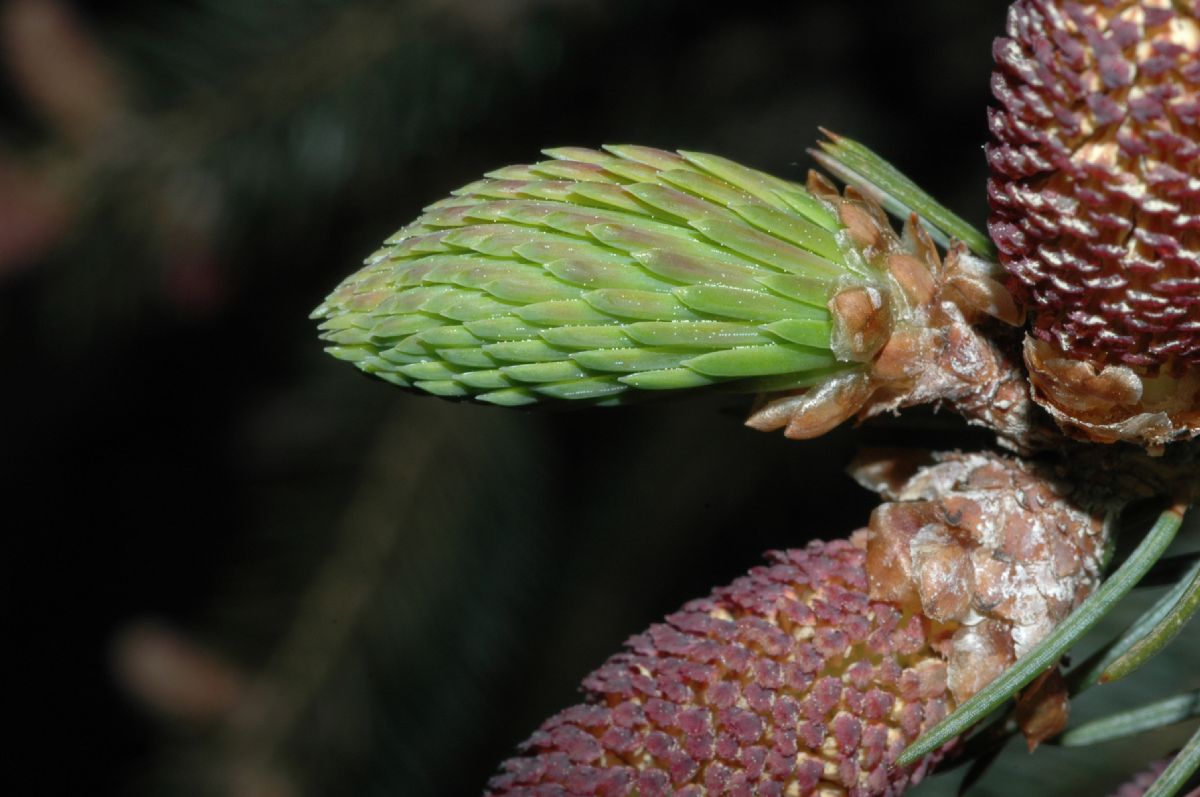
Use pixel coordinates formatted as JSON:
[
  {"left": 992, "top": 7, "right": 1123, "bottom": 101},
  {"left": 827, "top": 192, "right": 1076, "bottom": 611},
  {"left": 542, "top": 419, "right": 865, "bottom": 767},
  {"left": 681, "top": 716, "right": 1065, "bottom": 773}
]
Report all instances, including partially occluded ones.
[{"left": 3, "top": 1, "right": 1194, "bottom": 795}]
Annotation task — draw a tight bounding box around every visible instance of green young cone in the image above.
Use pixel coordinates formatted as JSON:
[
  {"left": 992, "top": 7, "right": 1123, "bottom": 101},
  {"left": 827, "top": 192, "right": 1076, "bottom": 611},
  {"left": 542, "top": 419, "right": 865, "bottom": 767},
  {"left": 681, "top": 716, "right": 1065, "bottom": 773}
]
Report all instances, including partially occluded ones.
[{"left": 312, "top": 146, "right": 882, "bottom": 406}]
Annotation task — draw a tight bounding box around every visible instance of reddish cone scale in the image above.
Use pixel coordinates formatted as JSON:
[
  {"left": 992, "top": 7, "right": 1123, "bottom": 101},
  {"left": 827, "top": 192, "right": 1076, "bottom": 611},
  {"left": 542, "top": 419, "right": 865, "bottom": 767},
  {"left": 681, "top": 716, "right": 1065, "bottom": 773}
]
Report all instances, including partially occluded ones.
[
  {"left": 485, "top": 453, "right": 1116, "bottom": 796},
  {"left": 486, "top": 540, "right": 956, "bottom": 797},
  {"left": 987, "top": 0, "right": 1200, "bottom": 447}
]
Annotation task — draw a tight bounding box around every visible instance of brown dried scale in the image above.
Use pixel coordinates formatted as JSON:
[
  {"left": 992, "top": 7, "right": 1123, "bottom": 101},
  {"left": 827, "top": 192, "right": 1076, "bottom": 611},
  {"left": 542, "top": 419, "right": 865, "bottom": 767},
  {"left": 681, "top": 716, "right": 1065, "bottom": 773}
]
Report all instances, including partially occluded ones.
[
  {"left": 749, "top": 175, "right": 1047, "bottom": 453},
  {"left": 987, "top": 0, "right": 1200, "bottom": 448},
  {"left": 854, "top": 450, "right": 1109, "bottom": 705}
]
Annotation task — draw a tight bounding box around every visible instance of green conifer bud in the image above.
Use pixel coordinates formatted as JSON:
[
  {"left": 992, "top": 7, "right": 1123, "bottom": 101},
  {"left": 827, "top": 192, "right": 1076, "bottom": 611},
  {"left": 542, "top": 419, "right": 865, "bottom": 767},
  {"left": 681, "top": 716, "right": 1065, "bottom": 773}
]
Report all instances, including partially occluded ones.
[{"left": 313, "top": 147, "right": 880, "bottom": 407}]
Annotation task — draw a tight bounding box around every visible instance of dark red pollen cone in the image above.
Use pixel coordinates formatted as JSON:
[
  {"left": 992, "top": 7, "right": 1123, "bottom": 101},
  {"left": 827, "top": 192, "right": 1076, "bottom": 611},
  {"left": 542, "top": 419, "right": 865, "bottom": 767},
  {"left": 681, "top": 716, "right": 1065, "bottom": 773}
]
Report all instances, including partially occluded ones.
[
  {"left": 987, "top": 0, "right": 1200, "bottom": 448},
  {"left": 486, "top": 540, "right": 957, "bottom": 797}
]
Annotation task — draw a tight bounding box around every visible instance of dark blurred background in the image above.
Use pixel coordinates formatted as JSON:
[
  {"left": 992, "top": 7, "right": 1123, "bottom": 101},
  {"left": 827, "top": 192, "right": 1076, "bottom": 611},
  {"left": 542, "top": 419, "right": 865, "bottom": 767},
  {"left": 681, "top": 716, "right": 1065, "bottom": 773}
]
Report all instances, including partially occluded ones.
[{"left": 3, "top": 1, "right": 1195, "bottom": 795}]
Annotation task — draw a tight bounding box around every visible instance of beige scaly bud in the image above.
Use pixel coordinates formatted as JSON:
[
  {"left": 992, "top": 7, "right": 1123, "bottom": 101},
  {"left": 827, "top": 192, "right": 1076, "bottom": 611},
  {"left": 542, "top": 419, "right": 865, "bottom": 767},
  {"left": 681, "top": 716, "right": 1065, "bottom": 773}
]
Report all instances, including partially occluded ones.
[{"left": 853, "top": 450, "right": 1110, "bottom": 707}]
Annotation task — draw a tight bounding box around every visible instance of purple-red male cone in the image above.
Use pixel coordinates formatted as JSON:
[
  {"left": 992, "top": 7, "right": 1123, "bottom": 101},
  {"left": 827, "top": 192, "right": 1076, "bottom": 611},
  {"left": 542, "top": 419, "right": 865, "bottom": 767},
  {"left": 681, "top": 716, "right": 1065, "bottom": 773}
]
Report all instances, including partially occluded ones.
[
  {"left": 487, "top": 540, "right": 956, "bottom": 797},
  {"left": 485, "top": 453, "right": 1111, "bottom": 796},
  {"left": 987, "top": 0, "right": 1200, "bottom": 449}
]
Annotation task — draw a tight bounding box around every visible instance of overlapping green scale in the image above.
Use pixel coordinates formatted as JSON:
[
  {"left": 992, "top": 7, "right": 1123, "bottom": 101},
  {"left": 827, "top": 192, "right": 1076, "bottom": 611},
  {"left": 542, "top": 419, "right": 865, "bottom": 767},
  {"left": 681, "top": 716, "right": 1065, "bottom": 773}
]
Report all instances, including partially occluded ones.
[{"left": 313, "top": 146, "right": 880, "bottom": 406}]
